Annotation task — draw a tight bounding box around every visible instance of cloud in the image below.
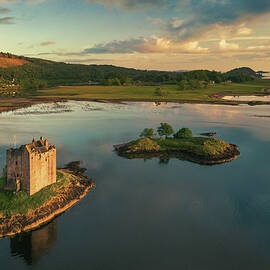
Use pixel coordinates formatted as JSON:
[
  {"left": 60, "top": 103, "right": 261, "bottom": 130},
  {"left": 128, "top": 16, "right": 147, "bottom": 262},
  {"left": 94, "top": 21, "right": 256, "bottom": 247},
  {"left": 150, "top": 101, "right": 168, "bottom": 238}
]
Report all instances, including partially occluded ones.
[
  {"left": 0, "top": 0, "right": 45, "bottom": 4},
  {"left": 87, "top": 0, "right": 270, "bottom": 43},
  {"left": 83, "top": 36, "right": 208, "bottom": 54},
  {"left": 0, "top": 5, "right": 12, "bottom": 24},
  {"left": 0, "top": 1, "right": 18, "bottom": 3},
  {"left": 28, "top": 41, "right": 56, "bottom": 49},
  {"left": 40, "top": 41, "right": 56, "bottom": 46},
  {"left": 0, "top": 16, "right": 13, "bottom": 23},
  {"left": 37, "top": 51, "right": 84, "bottom": 56},
  {"left": 86, "top": 0, "right": 169, "bottom": 10},
  {"left": 0, "top": 7, "right": 9, "bottom": 13},
  {"left": 64, "top": 58, "right": 110, "bottom": 63},
  {"left": 162, "top": 0, "right": 270, "bottom": 42},
  {"left": 219, "top": 40, "right": 239, "bottom": 50}
]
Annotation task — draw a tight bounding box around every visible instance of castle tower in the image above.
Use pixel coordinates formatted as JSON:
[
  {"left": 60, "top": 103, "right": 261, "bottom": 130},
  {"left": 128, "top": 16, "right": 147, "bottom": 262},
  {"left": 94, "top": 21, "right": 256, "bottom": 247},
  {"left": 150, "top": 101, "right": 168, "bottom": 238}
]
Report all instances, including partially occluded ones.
[{"left": 6, "top": 137, "right": 56, "bottom": 196}]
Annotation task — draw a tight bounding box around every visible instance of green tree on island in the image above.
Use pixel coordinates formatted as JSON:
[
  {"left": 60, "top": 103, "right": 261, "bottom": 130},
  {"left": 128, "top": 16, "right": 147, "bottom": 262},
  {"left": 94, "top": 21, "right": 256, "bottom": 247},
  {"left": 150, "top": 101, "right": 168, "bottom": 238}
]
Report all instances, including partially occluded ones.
[
  {"left": 140, "top": 128, "right": 156, "bottom": 138},
  {"left": 157, "top": 123, "right": 174, "bottom": 138},
  {"left": 174, "top": 128, "right": 193, "bottom": 139}
]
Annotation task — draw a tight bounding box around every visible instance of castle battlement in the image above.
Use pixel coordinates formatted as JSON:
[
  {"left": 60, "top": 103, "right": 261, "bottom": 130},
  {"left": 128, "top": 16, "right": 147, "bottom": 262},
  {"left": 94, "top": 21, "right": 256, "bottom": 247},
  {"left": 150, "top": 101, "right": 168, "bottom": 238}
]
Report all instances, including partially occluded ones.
[{"left": 6, "top": 137, "right": 56, "bottom": 196}]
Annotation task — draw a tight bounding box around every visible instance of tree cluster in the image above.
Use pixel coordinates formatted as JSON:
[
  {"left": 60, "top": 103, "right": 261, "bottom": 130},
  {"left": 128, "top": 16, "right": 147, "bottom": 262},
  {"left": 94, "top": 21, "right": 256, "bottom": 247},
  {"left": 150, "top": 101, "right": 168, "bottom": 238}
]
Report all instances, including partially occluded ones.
[{"left": 140, "top": 124, "right": 193, "bottom": 139}]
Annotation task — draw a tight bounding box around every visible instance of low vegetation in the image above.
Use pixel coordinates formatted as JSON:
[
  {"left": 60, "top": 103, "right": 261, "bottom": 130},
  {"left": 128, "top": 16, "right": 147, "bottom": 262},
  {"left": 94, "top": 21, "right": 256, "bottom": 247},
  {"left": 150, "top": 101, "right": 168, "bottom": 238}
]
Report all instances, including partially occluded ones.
[
  {"left": 0, "top": 171, "right": 70, "bottom": 217},
  {"left": 129, "top": 138, "right": 161, "bottom": 152},
  {"left": 115, "top": 124, "right": 240, "bottom": 164},
  {"left": 32, "top": 79, "right": 270, "bottom": 103},
  {"left": 126, "top": 136, "right": 232, "bottom": 157}
]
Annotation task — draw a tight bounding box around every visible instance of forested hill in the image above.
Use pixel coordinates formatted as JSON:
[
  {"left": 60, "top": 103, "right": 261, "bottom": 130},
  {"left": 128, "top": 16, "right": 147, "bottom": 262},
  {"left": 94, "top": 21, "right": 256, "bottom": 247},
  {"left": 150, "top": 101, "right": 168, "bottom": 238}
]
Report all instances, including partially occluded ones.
[
  {"left": 0, "top": 52, "right": 29, "bottom": 68},
  {"left": 0, "top": 52, "right": 261, "bottom": 91},
  {"left": 226, "top": 67, "right": 259, "bottom": 81}
]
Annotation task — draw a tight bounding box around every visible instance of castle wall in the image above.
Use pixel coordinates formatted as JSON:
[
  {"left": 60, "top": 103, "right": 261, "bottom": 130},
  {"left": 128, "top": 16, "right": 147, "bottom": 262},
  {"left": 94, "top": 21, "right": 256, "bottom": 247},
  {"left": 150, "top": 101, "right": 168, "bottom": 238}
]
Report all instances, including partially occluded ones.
[
  {"left": 6, "top": 148, "right": 30, "bottom": 192},
  {"left": 29, "top": 148, "right": 56, "bottom": 196},
  {"left": 22, "top": 149, "right": 31, "bottom": 192},
  {"left": 6, "top": 139, "right": 57, "bottom": 196}
]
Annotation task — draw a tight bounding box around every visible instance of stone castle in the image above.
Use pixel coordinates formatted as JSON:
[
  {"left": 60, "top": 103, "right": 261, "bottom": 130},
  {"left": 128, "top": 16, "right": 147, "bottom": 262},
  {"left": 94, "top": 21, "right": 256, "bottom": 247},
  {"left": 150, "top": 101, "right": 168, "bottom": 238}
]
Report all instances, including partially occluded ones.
[{"left": 6, "top": 137, "right": 56, "bottom": 196}]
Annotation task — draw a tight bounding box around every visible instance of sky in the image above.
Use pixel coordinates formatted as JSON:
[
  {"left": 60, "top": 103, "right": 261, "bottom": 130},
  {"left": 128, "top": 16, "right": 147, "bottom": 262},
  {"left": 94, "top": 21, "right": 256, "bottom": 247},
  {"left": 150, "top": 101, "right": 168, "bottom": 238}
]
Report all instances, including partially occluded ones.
[{"left": 1, "top": 0, "right": 270, "bottom": 71}]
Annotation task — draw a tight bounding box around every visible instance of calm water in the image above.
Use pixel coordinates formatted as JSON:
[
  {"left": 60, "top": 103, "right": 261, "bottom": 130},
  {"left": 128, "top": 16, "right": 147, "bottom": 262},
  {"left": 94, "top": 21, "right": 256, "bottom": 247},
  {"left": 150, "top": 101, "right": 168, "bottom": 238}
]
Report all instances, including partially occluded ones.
[
  {"left": 223, "top": 95, "right": 270, "bottom": 102},
  {"left": 1, "top": 101, "right": 270, "bottom": 270}
]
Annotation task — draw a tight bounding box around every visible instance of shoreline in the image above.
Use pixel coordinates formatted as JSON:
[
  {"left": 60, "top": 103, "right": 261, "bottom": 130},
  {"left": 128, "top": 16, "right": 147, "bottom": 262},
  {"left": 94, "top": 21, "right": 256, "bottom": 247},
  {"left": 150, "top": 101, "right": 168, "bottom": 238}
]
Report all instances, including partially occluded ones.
[
  {"left": 0, "top": 97, "right": 68, "bottom": 114},
  {"left": 1, "top": 91, "right": 270, "bottom": 114},
  {"left": 0, "top": 169, "right": 94, "bottom": 238},
  {"left": 114, "top": 142, "right": 240, "bottom": 165}
]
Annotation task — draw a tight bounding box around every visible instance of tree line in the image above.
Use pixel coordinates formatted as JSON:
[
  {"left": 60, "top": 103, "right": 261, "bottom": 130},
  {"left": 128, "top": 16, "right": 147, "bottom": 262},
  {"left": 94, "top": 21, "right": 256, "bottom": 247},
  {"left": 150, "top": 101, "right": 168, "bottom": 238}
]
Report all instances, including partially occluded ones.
[
  {"left": 0, "top": 53, "right": 260, "bottom": 91},
  {"left": 140, "top": 123, "right": 193, "bottom": 139}
]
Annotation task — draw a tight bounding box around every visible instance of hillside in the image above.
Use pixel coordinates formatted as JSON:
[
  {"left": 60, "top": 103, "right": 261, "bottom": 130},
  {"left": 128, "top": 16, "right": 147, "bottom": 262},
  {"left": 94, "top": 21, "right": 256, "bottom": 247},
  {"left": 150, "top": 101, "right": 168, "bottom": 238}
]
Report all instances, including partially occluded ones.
[
  {"left": 0, "top": 53, "right": 29, "bottom": 68},
  {"left": 226, "top": 67, "right": 260, "bottom": 82},
  {"left": 0, "top": 52, "right": 262, "bottom": 94}
]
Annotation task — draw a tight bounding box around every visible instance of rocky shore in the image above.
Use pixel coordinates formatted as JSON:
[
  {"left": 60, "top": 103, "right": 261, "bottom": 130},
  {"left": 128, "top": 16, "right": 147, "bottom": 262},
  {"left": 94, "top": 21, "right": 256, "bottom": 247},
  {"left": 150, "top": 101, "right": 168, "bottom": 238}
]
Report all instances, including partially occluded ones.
[{"left": 0, "top": 169, "right": 94, "bottom": 238}]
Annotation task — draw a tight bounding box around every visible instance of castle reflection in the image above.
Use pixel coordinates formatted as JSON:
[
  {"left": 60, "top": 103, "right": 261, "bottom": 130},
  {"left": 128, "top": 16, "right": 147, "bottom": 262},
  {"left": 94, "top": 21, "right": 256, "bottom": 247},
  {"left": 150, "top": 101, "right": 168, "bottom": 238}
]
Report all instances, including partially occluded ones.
[{"left": 10, "top": 220, "right": 57, "bottom": 265}]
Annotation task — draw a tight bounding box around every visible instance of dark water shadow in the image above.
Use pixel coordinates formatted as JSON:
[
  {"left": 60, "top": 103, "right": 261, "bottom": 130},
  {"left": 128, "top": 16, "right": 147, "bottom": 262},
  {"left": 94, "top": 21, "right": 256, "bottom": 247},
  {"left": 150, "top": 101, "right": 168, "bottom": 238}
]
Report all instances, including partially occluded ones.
[
  {"left": 10, "top": 220, "right": 57, "bottom": 265},
  {"left": 116, "top": 151, "right": 239, "bottom": 166}
]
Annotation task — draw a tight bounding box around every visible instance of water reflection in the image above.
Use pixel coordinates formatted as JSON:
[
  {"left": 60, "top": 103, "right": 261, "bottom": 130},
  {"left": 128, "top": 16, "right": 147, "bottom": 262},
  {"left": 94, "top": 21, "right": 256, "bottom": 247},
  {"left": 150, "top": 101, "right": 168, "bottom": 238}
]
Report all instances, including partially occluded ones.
[
  {"left": 116, "top": 151, "right": 236, "bottom": 166},
  {"left": 10, "top": 220, "right": 57, "bottom": 265},
  {"left": 158, "top": 157, "right": 170, "bottom": 165},
  {"left": 223, "top": 95, "right": 270, "bottom": 102},
  {"left": 1, "top": 101, "right": 270, "bottom": 269}
]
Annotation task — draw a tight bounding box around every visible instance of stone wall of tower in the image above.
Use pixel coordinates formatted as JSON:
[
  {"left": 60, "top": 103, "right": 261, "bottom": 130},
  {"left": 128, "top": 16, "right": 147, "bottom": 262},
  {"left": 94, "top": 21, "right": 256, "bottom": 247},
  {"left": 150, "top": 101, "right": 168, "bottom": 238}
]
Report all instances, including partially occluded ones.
[
  {"left": 29, "top": 148, "right": 56, "bottom": 196},
  {"left": 6, "top": 148, "right": 30, "bottom": 192},
  {"left": 6, "top": 139, "right": 57, "bottom": 196}
]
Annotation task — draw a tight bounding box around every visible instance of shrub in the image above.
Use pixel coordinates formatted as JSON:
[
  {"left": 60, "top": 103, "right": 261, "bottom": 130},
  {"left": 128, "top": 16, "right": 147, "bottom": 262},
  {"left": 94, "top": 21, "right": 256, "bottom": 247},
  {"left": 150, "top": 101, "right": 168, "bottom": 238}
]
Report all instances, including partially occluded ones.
[
  {"left": 128, "top": 138, "right": 160, "bottom": 152},
  {"left": 157, "top": 123, "right": 174, "bottom": 138},
  {"left": 174, "top": 128, "right": 193, "bottom": 139},
  {"left": 140, "top": 128, "right": 155, "bottom": 138}
]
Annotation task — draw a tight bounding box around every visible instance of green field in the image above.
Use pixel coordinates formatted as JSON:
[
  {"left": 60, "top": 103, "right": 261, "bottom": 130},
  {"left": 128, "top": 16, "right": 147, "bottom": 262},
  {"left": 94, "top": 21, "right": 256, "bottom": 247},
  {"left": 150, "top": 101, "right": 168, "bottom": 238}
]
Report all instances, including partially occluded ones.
[
  {"left": 0, "top": 171, "right": 70, "bottom": 217},
  {"left": 33, "top": 79, "right": 270, "bottom": 102}
]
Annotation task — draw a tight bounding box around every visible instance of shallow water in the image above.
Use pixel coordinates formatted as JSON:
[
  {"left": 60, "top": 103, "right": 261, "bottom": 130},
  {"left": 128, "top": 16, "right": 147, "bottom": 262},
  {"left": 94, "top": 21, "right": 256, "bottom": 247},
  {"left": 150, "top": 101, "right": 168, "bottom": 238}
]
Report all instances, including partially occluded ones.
[
  {"left": 1, "top": 101, "right": 270, "bottom": 270},
  {"left": 223, "top": 95, "right": 270, "bottom": 102}
]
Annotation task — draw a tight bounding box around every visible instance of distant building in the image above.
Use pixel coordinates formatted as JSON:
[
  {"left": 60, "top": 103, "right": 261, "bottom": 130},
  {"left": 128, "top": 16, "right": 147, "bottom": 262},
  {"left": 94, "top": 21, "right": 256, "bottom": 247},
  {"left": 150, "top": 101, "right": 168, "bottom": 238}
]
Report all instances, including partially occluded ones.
[{"left": 6, "top": 137, "right": 56, "bottom": 196}]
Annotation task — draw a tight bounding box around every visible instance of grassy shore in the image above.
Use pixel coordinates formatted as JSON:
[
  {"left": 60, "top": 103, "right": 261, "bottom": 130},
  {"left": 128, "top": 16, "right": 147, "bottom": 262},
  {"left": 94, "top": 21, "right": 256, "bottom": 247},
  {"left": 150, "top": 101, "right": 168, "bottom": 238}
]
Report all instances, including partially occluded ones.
[
  {"left": 115, "top": 137, "right": 240, "bottom": 165},
  {"left": 32, "top": 79, "right": 270, "bottom": 102},
  {"left": 0, "top": 169, "right": 94, "bottom": 237},
  {"left": 0, "top": 80, "right": 269, "bottom": 113},
  {"left": 0, "top": 171, "right": 69, "bottom": 217}
]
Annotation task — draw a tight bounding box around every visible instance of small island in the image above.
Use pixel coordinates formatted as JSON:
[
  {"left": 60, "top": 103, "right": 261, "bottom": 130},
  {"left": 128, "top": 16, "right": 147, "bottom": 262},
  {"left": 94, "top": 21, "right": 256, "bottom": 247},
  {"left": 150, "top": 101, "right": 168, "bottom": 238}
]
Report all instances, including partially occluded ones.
[
  {"left": 114, "top": 124, "right": 240, "bottom": 165},
  {"left": 0, "top": 138, "right": 94, "bottom": 238}
]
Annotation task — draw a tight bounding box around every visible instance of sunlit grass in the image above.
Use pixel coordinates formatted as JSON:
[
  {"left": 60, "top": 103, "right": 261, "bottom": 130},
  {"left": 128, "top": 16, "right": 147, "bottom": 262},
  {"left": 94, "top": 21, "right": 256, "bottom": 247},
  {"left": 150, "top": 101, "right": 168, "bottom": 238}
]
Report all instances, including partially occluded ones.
[
  {"left": 0, "top": 171, "right": 71, "bottom": 217},
  {"left": 33, "top": 80, "right": 270, "bottom": 102},
  {"left": 127, "top": 137, "right": 231, "bottom": 157}
]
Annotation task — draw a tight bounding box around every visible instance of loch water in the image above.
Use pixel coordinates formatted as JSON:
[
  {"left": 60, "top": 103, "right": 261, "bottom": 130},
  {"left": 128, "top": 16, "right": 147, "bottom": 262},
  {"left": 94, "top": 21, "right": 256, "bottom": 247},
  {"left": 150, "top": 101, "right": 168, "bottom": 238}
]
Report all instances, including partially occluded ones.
[{"left": 1, "top": 101, "right": 270, "bottom": 270}]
